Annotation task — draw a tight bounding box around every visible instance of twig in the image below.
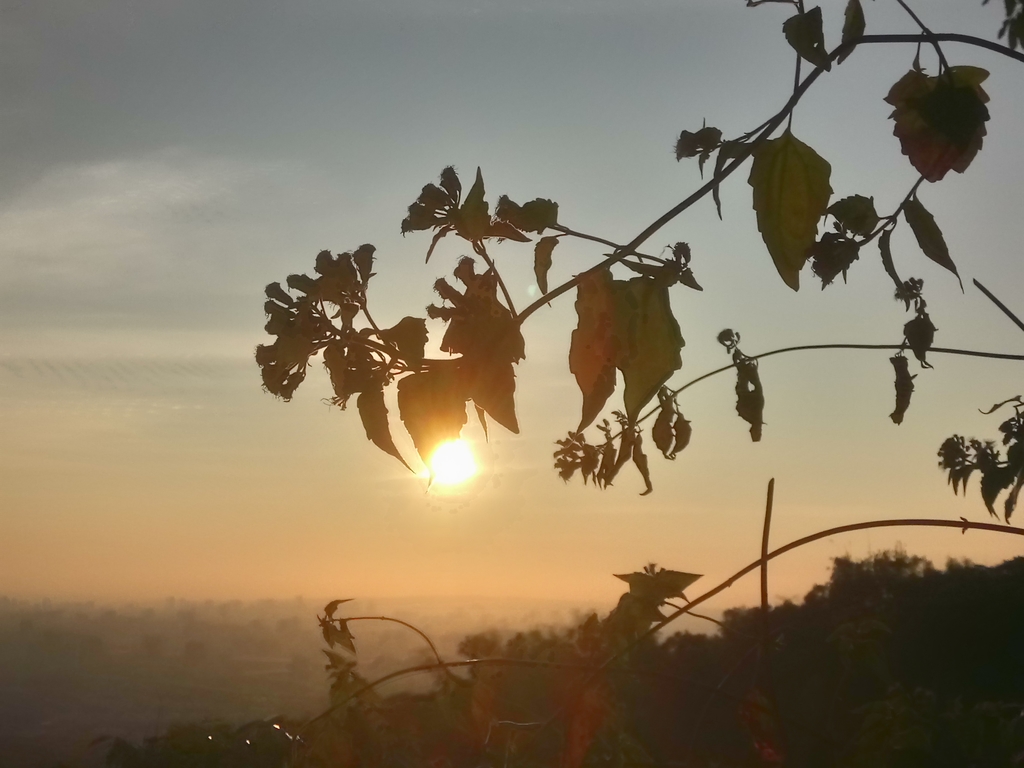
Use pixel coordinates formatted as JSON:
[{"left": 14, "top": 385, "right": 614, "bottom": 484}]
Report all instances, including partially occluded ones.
[
  {"left": 894, "top": 0, "right": 950, "bottom": 72},
  {"left": 343, "top": 615, "right": 467, "bottom": 686},
  {"left": 474, "top": 240, "right": 518, "bottom": 318},
  {"left": 515, "top": 33, "right": 1024, "bottom": 324},
  {"left": 974, "top": 279, "right": 1024, "bottom": 335},
  {"left": 550, "top": 224, "right": 670, "bottom": 265}
]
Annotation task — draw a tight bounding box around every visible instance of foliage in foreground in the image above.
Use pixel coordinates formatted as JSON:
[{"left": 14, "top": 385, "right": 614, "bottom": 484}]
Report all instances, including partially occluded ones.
[
  {"left": 255, "top": 0, "right": 1024, "bottom": 516},
  {"left": 104, "top": 553, "right": 1024, "bottom": 768}
]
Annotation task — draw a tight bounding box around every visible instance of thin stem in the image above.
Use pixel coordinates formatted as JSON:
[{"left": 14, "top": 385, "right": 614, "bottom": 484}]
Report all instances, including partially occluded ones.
[
  {"left": 550, "top": 224, "right": 669, "bottom": 265},
  {"left": 974, "top": 279, "right": 1024, "bottom": 335},
  {"left": 894, "top": 0, "right": 950, "bottom": 72},
  {"left": 862, "top": 175, "right": 925, "bottom": 250},
  {"left": 788, "top": 53, "right": 801, "bottom": 132},
  {"left": 474, "top": 241, "right": 518, "bottom": 317},
  {"left": 516, "top": 32, "right": 1024, "bottom": 324},
  {"left": 629, "top": 342, "right": 1024, "bottom": 433},
  {"left": 760, "top": 479, "right": 775, "bottom": 633},
  {"left": 343, "top": 616, "right": 465, "bottom": 685}
]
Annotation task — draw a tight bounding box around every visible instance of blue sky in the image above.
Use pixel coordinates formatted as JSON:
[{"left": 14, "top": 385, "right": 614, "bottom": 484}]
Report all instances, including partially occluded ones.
[{"left": 1, "top": 0, "right": 1022, "bottom": 618}]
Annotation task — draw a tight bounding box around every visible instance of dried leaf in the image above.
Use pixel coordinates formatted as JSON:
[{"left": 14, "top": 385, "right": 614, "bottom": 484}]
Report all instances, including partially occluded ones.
[
  {"left": 495, "top": 196, "right": 559, "bottom": 234},
  {"left": 783, "top": 7, "right": 832, "bottom": 72},
  {"left": 735, "top": 355, "right": 765, "bottom": 442},
  {"left": 534, "top": 236, "right": 559, "bottom": 295},
  {"left": 903, "top": 196, "right": 962, "bottom": 289},
  {"left": 904, "top": 311, "right": 937, "bottom": 368},
  {"left": 885, "top": 66, "right": 990, "bottom": 182},
  {"left": 749, "top": 130, "right": 833, "bottom": 291},
  {"left": 878, "top": 228, "right": 902, "bottom": 291},
  {"left": 838, "top": 0, "right": 865, "bottom": 64},
  {"left": 675, "top": 125, "right": 722, "bottom": 161},
  {"left": 713, "top": 141, "right": 746, "bottom": 219},
  {"left": 569, "top": 271, "right": 619, "bottom": 432},
  {"left": 632, "top": 434, "right": 653, "bottom": 496},
  {"left": 889, "top": 354, "right": 916, "bottom": 425},
  {"left": 828, "top": 194, "right": 878, "bottom": 236},
  {"left": 357, "top": 387, "right": 412, "bottom": 470}
]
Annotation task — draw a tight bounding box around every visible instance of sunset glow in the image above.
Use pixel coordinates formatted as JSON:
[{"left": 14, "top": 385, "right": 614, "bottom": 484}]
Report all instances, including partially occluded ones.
[{"left": 428, "top": 440, "right": 477, "bottom": 486}]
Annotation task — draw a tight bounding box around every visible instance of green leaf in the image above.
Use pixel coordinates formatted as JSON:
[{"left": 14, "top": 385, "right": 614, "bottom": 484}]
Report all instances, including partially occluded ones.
[
  {"left": 396, "top": 363, "right": 468, "bottom": 465},
  {"left": 783, "top": 7, "right": 832, "bottom": 72},
  {"left": 828, "top": 194, "right": 878, "bottom": 236},
  {"left": 838, "top": 0, "right": 865, "bottom": 64},
  {"left": 749, "top": 130, "right": 833, "bottom": 290},
  {"left": 614, "top": 277, "right": 684, "bottom": 422},
  {"left": 903, "top": 196, "right": 962, "bottom": 289},
  {"left": 455, "top": 167, "right": 490, "bottom": 242},
  {"left": 534, "top": 236, "right": 559, "bottom": 295},
  {"left": 357, "top": 388, "right": 412, "bottom": 470}
]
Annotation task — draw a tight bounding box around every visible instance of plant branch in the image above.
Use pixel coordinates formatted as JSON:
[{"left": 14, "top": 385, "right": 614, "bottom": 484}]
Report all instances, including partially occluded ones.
[
  {"left": 894, "top": 0, "right": 950, "bottom": 72},
  {"left": 474, "top": 240, "right": 518, "bottom": 318},
  {"left": 550, "top": 223, "right": 670, "bottom": 265},
  {"left": 343, "top": 615, "right": 466, "bottom": 685},
  {"left": 974, "top": 279, "right": 1024, "bottom": 334},
  {"left": 515, "top": 32, "right": 1024, "bottom": 324}
]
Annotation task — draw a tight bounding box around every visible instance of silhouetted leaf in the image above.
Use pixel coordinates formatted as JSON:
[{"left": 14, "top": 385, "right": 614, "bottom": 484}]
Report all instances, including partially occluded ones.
[
  {"left": 424, "top": 225, "right": 453, "bottom": 263},
  {"left": 534, "top": 236, "right": 559, "bottom": 294},
  {"left": 397, "top": 363, "right": 468, "bottom": 465},
  {"left": 265, "top": 282, "right": 294, "bottom": 307},
  {"left": 828, "top": 194, "right": 878, "bottom": 236},
  {"left": 569, "top": 271, "right": 619, "bottom": 432},
  {"left": 720, "top": 330, "right": 765, "bottom": 441},
  {"left": 713, "top": 141, "right": 746, "bottom": 219},
  {"left": 616, "top": 277, "right": 685, "bottom": 422},
  {"left": 439, "top": 166, "right": 461, "bottom": 203},
  {"left": 379, "top": 317, "right": 428, "bottom": 368},
  {"left": 838, "top": 0, "right": 865, "bottom": 64},
  {"left": 783, "top": 7, "right": 832, "bottom": 72},
  {"left": 675, "top": 124, "right": 722, "bottom": 162},
  {"left": 885, "top": 67, "right": 991, "bottom": 182},
  {"left": 878, "top": 228, "right": 903, "bottom": 291},
  {"left": 454, "top": 168, "right": 490, "bottom": 242},
  {"left": 352, "top": 244, "right": 375, "bottom": 284},
  {"left": 614, "top": 566, "right": 701, "bottom": 603},
  {"left": 903, "top": 196, "right": 962, "bottom": 289},
  {"left": 256, "top": 333, "right": 316, "bottom": 400},
  {"left": 487, "top": 219, "right": 530, "bottom": 242},
  {"left": 323, "top": 599, "right": 353, "bottom": 620},
  {"left": 889, "top": 354, "right": 916, "bottom": 425},
  {"left": 749, "top": 130, "right": 833, "bottom": 290},
  {"left": 904, "top": 311, "right": 936, "bottom": 368},
  {"left": 652, "top": 386, "right": 690, "bottom": 460},
  {"left": 495, "top": 196, "right": 559, "bottom": 234},
  {"left": 357, "top": 388, "right": 411, "bottom": 470},
  {"left": 632, "top": 434, "right": 653, "bottom": 496},
  {"left": 810, "top": 232, "right": 860, "bottom": 288}
]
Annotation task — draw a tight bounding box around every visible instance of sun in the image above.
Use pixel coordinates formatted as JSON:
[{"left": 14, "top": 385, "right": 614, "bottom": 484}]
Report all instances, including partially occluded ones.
[{"left": 428, "top": 440, "right": 477, "bottom": 486}]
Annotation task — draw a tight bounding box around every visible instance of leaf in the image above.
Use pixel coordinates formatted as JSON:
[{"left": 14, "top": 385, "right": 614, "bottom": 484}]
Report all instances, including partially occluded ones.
[
  {"left": 783, "top": 7, "right": 832, "bottom": 72},
  {"left": 828, "top": 194, "right": 878, "bottom": 236},
  {"left": 632, "top": 433, "right": 653, "bottom": 496},
  {"left": 673, "top": 415, "right": 693, "bottom": 455},
  {"left": 379, "top": 317, "right": 428, "bottom": 368},
  {"left": 352, "top": 244, "right": 375, "bottom": 284},
  {"left": 396, "top": 363, "right": 468, "bottom": 465},
  {"left": 809, "top": 232, "right": 860, "bottom": 288},
  {"left": 838, "top": 0, "right": 865, "bottom": 64},
  {"left": 614, "top": 567, "right": 701, "bottom": 602},
  {"left": 323, "top": 599, "right": 353, "bottom": 619},
  {"left": 462, "top": 358, "right": 520, "bottom": 434},
  {"left": 878, "top": 228, "right": 902, "bottom": 290},
  {"left": 357, "top": 388, "right": 412, "bottom": 470},
  {"left": 675, "top": 125, "right": 722, "bottom": 161},
  {"left": 439, "top": 166, "right": 462, "bottom": 204},
  {"left": 474, "top": 403, "right": 488, "bottom": 439},
  {"left": 902, "top": 196, "right": 962, "bottom": 289},
  {"left": 652, "top": 398, "right": 676, "bottom": 458},
  {"left": 614, "top": 277, "right": 685, "bottom": 422},
  {"left": 495, "top": 196, "right": 559, "bottom": 234},
  {"left": 569, "top": 271, "right": 619, "bottom": 432},
  {"left": 712, "top": 141, "right": 746, "bottom": 219},
  {"left": 889, "top": 354, "right": 916, "bottom": 425},
  {"left": 487, "top": 219, "right": 531, "bottom": 242},
  {"left": 749, "top": 130, "right": 833, "bottom": 290},
  {"left": 424, "top": 225, "right": 452, "bottom": 263},
  {"left": 904, "top": 311, "right": 936, "bottom": 368},
  {"left": 534, "top": 236, "right": 559, "bottom": 295},
  {"left": 454, "top": 167, "right": 490, "bottom": 242},
  {"left": 885, "top": 66, "right": 991, "bottom": 182},
  {"left": 735, "top": 356, "right": 764, "bottom": 442}
]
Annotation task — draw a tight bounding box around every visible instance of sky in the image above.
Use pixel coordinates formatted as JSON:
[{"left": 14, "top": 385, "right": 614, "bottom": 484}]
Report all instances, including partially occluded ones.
[{"left": 1, "top": 0, "right": 1023, "bottom": 625}]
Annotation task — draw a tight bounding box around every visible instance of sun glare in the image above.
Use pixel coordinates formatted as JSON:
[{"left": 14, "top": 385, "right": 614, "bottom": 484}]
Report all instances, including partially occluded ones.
[{"left": 428, "top": 440, "right": 477, "bottom": 486}]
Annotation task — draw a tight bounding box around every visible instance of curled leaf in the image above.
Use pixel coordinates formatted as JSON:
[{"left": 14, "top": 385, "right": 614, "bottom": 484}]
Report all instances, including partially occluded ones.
[
  {"left": 675, "top": 124, "right": 722, "bottom": 162},
  {"left": 889, "top": 354, "right": 916, "bottom": 425},
  {"left": 632, "top": 433, "right": 653, "bottom": 496},
  {"left": 749, "top": 130, "right": 833, "bottom": 291},
  {"left": 809, "top": 232, "right": 860, "bottom": 288},
  {"left": 534, "top": 236, "right": 558, "bottom": 295},
  {"left": 885, "top": 66, "right": 991, "bottom": 182},
  {"left": 904, "top": 310, "right": 936, "bottom": 368},
  {"left": 379, "top": 317, "right": 428, "bottom": 368}
]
